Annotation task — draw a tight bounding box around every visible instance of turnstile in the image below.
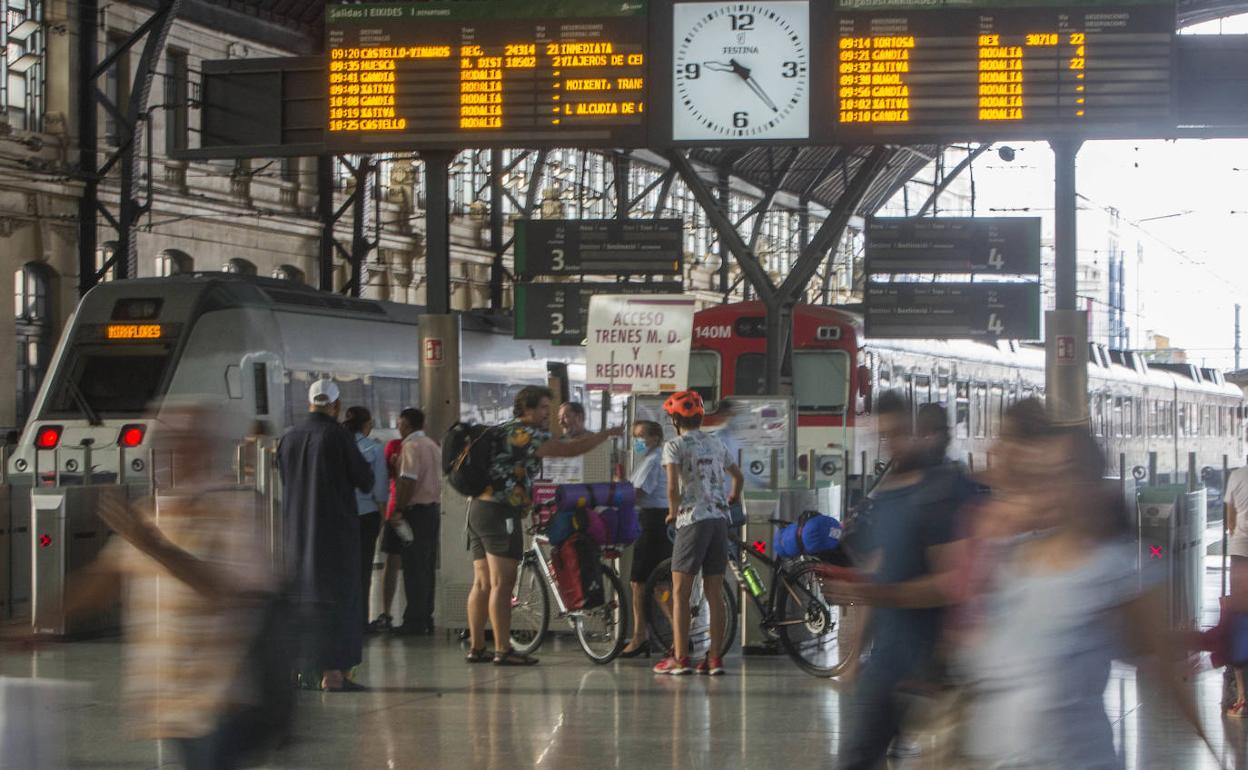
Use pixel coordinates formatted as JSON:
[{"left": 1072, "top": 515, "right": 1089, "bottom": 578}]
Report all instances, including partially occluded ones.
[
  {"left": 30, "top": 486, "right": 126, "bottom": 637},
  {"left": 1137, "top": 484, "right": 1205, "bottom": 630}
]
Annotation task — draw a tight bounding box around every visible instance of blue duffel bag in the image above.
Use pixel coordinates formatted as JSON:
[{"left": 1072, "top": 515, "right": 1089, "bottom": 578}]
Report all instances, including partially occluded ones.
[{"left": 775, "top": 512, "right": 843, "bottom": 559}]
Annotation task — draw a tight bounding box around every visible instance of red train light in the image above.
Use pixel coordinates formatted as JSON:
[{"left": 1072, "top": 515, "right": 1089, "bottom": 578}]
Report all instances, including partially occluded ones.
[
  {"left": 118, "top": 425, "right": 146, "bottom": 448},
  {"left": 35, "top": 426, "right": 62, "bottom": 449}
]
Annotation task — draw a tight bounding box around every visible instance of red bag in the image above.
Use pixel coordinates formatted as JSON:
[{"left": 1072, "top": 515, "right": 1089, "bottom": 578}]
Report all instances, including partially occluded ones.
[{"left": 551, "top": 532, "right": 604, "bottom": 611}]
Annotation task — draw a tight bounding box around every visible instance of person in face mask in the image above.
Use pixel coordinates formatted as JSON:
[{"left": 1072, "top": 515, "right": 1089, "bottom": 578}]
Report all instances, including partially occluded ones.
[{"left": 621, "top": 419, "right": 671, "bottom": 658}]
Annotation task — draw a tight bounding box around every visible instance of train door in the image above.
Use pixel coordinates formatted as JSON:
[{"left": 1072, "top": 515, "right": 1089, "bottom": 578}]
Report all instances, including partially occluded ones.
[{"left": 240, "top": 352, "right": 285, "bottom": 434}]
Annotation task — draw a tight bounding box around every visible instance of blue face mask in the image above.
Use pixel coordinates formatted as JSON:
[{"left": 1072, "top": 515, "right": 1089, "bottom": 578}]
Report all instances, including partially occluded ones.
[{"left": 632, "top": 438, "right": 648, "bottom": 455}]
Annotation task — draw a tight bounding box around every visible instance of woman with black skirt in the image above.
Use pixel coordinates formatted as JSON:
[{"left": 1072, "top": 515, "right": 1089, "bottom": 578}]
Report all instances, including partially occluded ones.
[{"left": 621, "top": 420, "right": 671, "bottom": 658}]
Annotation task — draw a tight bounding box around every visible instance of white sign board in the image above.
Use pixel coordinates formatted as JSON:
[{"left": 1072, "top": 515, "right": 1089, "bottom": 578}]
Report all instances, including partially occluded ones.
[{"left": 586, "top": 294, "right": 695, "bottom": 393}]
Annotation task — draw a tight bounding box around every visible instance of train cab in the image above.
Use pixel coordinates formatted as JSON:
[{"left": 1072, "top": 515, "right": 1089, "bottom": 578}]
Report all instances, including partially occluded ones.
[{"left": 691, "top": 302, "right": 865, "bottom": 472}]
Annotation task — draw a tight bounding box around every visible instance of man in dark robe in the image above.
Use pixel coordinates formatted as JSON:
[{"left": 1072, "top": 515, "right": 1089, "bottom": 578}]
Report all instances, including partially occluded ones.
[{"left": 278, "top": 378, "right": 374, "bottom": 691}]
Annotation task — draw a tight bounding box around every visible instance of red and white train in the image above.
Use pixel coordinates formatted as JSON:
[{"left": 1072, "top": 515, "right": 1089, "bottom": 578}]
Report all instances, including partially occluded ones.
[{"left": 690, "top": 301, "right": 1247, "bottom": 486}]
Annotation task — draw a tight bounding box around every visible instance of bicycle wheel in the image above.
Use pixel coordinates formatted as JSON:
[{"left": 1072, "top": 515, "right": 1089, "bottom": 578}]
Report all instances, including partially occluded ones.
[
  {"left": 510, "top": 558, "right": 549, "bottom": 655},
  {"left": 774, "top": 561, "right": 855, "bottom": 678},
  {"left": 573, "top": 565, "right": 628, "bottom": 664},
  {"left": 643, "top": 558, "right": 735, "bottom": 659}
]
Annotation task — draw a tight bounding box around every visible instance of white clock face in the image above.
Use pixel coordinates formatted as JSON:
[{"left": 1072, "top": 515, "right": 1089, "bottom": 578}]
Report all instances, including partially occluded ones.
[{"left": 672, "top": 1, "right": 810, "bottom": 141}]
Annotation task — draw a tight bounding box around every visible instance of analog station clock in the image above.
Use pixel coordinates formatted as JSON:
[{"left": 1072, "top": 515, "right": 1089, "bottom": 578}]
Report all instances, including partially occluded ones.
[{"left": 672, "top": 1, "right": 810, "bottom": 142}]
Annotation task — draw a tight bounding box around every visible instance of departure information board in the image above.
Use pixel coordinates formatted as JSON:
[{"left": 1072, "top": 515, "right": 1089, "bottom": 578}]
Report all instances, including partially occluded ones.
[
  {"left": 326, "top": 1, "right": 648, "bottom": 150},
  {"left": 865, "top": 217, "right": 1042, "bottom": 275},
  {"left": 865, "top": 282, "right": 1041, "bottom": 340},
  {"left": 515, "top": 219, "right": 684, "bottom": 278},
  {"left": 515, "top": 282, "right": 682, "bottom": 344},
  {"left": 829, "top": 0, "right": 1174, "bottom": 140}
]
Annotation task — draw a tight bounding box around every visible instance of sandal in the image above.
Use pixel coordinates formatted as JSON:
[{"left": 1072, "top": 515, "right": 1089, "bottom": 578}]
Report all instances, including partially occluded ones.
[
  {"left": 492, "top": 647, "right": 539, "bottom": 666},
  {"left": 465, "top": 647, "right": 492, "bottom": 664}
]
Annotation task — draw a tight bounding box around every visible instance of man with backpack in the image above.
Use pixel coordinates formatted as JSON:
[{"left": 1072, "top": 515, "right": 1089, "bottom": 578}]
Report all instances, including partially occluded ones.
[{"left": 456, "top": 385, "right": 622, "bottom": 666}]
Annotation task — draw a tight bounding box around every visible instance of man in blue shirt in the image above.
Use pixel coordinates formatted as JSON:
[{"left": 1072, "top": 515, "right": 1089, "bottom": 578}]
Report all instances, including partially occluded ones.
[{"left": 828, "top": 393, "right": 977, "bottom": 769}]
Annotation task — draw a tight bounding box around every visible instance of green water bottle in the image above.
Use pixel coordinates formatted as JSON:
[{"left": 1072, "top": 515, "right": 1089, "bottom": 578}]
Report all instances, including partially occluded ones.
[{"left": 741, "top": 562, "right": 765, "bottom": 598}]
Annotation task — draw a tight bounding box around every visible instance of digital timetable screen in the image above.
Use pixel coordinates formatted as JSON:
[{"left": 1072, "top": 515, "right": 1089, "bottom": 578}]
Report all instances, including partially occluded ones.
[
  {"left": 829, "top": 0, "right": 1174, "bottom": 140},
  {"left": 325, "top": 0, "right": 649, "bottom": 149}
]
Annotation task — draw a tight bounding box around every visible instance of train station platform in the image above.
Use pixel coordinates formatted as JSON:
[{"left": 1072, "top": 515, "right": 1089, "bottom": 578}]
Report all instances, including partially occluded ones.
[{"left": 0, "top": 524, "right": 1238, "bottom": 769}]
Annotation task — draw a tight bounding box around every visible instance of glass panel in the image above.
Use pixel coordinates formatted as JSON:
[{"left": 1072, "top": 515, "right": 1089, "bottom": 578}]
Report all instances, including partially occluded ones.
[
  {"left": 955, "top": 382, "right": 970, "bottom": 439},
  {"left": 734, "top": 353, "right": 766, "bottom": 397},
  {"left": 49, "top": 349, "right": 173, "bottom": 416},
  {"left": 792, "top": 351, "right": 850, "bottom": 413},
  {"left": 687, "top": 350, "right": 720, "bottom": 407}
]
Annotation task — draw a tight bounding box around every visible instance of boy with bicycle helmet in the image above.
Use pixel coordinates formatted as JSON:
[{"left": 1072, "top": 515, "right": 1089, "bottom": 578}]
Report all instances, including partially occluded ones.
[{"left": 653, "top": 390, "right": 744, "bottom": 676}]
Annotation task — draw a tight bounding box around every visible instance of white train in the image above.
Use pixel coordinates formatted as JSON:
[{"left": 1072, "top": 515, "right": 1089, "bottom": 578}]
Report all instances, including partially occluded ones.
[{"left": 7, "top": 273, "right": 584, "bottom": 484}]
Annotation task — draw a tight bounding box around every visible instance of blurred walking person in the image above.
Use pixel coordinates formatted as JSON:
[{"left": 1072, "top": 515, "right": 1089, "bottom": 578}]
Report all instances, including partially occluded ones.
[
  {"left": 53, "top": 402, "right": 282, "bottom": 769},
  {"left": 826, "top": 394, "right": 977, "bottom": 770},
  {"left": 391, "top": 407, "right": 442, "bottom": 635},
  {"left": 343, "top": 406, "right": 389, "bottom": 631},
  {"left": 621, "top": 419, "right": 670, "bottom": 658},
  {"left": 956, "top": 424, "right": 1210, "bottom": 769},
  {"left": 1225, "top": 464, "right": 1248, "bottom": 716},
  {"left": 369, "top": 433, "right": 405, "bottom": 633},
  {"left": 278, "top": 378, "right": 374, "bottom": 691}
]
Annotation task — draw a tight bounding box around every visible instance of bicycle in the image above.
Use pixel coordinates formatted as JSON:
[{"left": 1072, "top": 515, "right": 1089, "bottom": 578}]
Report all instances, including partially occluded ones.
[
  {"left": 507, "top": 520, "right": 629, "bottom": 664},
  {"left": 644, "top": 519, "right": 857, "bottom": 678}
]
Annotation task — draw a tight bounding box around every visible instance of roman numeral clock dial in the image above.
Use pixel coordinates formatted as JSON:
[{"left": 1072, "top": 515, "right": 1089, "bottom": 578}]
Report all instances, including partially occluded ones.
[{"left": 672, "top": 1, "right": 810, "bottom": 141}]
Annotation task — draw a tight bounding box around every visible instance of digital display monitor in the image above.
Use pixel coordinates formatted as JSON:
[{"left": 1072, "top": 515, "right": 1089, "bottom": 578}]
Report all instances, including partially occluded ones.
[
  {"left": 105, "top": 324, "right": 164, "bottom": 340},
  {"left": 325, "top": 0, "right": 649, "bottom": 150},
  {"left": 828, "top": 0, "right": 1174, "bottom": 140}
]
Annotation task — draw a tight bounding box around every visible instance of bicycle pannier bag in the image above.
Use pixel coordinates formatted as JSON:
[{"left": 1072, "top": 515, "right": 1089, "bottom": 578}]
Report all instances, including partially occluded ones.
[
  {"left": 442, "top": 422, "right": 502, "bottom": 497},
  {"left": 551, "top": 532, "right": 604, "bottom": 611},
  {"left": 775, "top": 513, "right": 843, "bottom": 559}
]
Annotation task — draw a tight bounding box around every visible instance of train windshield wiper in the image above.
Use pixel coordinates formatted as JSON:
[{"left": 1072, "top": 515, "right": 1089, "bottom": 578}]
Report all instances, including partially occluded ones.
[{"left": 65, "top": 378, "right": 102, "bottom": 427}]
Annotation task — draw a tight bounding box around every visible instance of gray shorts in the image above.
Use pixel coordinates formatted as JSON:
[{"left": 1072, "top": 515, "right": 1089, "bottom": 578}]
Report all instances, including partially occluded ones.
[
  {"left": 671, "top": 518, "right": 729, "bottom": 576},
  {"left": 466, "top": 499, "right": 524, "bottom": 561}
]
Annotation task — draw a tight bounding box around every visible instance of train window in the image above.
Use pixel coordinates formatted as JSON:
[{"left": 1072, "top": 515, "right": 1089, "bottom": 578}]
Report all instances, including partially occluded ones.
[
  {"left": 688, "top": 351, "right": 720, "bottom": 408},
  {"left": 989, "top": 386, "right": 1003, "bottom": 438},
  {"left": 1113, "top": 397, "right": 1123, "bottom": 438},
  {"left": 734, "top": 354, "right": 767, "bottom": 397},
  {"left": 974, "top": 384, "right": 988, "bottom": 439},
  {"left": 372, "top": 376, "right": 417, "bottom": 430},
  {"left": 955, "top": 382, "right": 970, "bottom": 439},
  {"left": 47, "top": 348, "right": 173, "bottom": 416},
  {"left": 253, "top": 363, "right": 269, "bottom": 416},
  {"left": 914, "top": 375, "right": 932, "bottom": 405},
  {"left": 1123, "top": 397, "right": 1134, "bottom": 437},
  {"left": 793, "top": 352, "right": 850, "bottom": 413}
]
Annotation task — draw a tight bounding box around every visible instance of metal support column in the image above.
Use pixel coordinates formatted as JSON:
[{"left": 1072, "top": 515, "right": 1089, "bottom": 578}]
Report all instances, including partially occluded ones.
[
  {"left": 423, "top": 151, "right": 453, "bottom": 315},
  {"left": 1046, "top": 139, "right": 1088, "bottom": 424},
  {"left": 347, "top": 156, "right": 375, "bottom": 297},
  {"left": 419, "top": 314, "right": 462, "bottom": 441},
  {"left": 488, "top": 149, "right": 506, "bottom": 311},
  {"left": 317, "top": 156, "right": 336, "bottom": 291},
  {"left": 76, "top": 0, "right": 99, "bottom": 296},
  {"left": 613, "top": 153, "right": 631, "bottom": 220},
  {"left": 717, "top": 167, "right": 731, "bottom": 296}
]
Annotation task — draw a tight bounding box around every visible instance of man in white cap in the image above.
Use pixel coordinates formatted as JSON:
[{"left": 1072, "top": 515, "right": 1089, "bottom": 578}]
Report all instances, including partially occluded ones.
[{"left": 277, "top": 378, "right": 374, "bottom": 691}]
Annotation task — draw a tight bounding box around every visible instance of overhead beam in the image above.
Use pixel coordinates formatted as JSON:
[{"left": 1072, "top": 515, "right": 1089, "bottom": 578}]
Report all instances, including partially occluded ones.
[
  {"left": 665, "top": 149, "right": 775, "bottom": 303},
  {"left": 915, "top": 143, "right": 991, "bottom": 217}
]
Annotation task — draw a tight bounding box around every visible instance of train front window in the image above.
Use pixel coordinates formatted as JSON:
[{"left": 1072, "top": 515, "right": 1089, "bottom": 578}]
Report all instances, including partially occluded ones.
[
  {"left": 734, "top": 353, "right": 767, "bottom": 397},
  {"left": 688, "top": 351, "right": 720, "bottom": 407},
  {"left": 47, "top": 347, "right": 173, "bottom": 417},
  {"left": 793, "top": 351, "right": 850, "bottom": 413}
]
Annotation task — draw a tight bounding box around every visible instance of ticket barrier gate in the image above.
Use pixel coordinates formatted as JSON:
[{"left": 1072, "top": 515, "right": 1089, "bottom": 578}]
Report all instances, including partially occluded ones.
[
  {"left": 1137, "top": 485, "right": 1206, "bottom": 631},
  {"left": 30, "top": 485, "right": 126, "bottom": 637}
]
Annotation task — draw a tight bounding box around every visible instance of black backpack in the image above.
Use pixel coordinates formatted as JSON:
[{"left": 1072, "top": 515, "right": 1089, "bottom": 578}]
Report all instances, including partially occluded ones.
[{"left": 442, "top": 421, "right": 504, "bottom": 497}]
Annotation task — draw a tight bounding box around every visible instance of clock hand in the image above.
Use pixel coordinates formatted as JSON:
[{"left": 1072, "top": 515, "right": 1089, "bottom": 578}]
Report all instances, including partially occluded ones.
[
  {"left": 725, "top": 58, "right": 779, "bottom": 113},
  {"left": 703, "top": 61, "right": 735, "bottom": 72}
]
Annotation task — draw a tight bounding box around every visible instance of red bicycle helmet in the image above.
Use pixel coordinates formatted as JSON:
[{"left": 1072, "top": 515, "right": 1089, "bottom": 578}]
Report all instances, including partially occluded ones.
[{"left": 663, "top": 390, "right": 705, "bottom": 418}]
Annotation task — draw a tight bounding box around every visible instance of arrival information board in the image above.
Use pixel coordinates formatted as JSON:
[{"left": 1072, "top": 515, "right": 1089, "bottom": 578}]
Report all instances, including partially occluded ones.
[
  {"left": 866, "top": 217, "right": 1042, "bottom": 274},
  {"left": 831, "top": 0, "right": 1174, "bottom": 140},
  {"left": 514, "top": 219, "right": 683, "bottom": 277},
  {"left": 326, "top": 1, "right": 648, "bottom": 149},
  {"left": 865, "top": 282, "right": 1041, "bottom": 340},
  {"left": 514, "top": 282, "right": 682, "bottom": 344}
]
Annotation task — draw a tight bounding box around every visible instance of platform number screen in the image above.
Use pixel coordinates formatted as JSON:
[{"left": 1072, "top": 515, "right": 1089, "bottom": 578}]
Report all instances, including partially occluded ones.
[
  {"left": 829, "top": 0, "right": 1174, "bottom": 140},
  {"left": 325, "top": 0, "right": 649, "bottom": 150}
]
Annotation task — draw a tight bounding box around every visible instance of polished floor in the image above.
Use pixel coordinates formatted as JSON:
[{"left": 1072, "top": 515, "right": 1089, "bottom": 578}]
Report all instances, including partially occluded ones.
[{"left": 2, "top": 537, "right": 1246, "bottom": 770}]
